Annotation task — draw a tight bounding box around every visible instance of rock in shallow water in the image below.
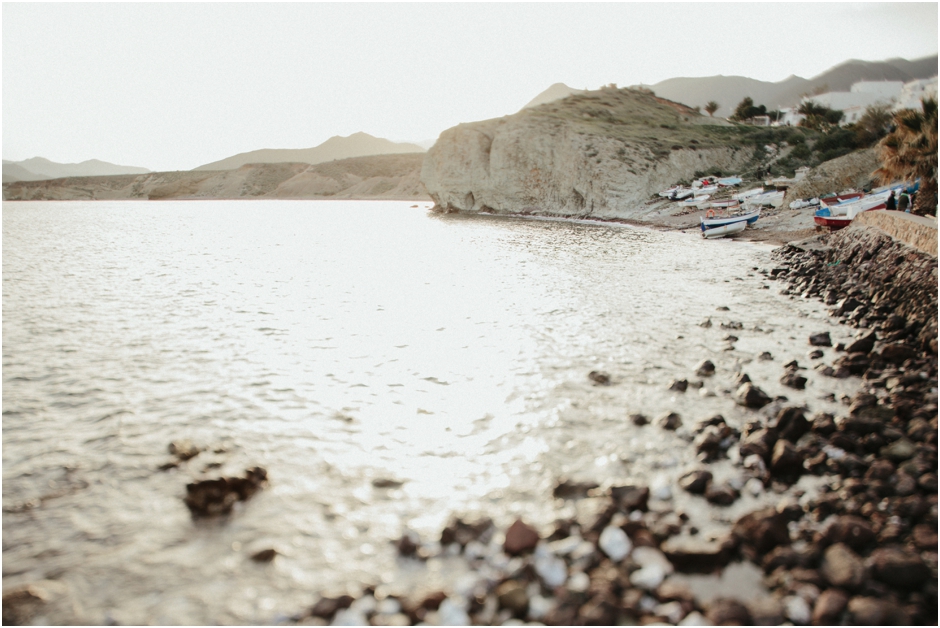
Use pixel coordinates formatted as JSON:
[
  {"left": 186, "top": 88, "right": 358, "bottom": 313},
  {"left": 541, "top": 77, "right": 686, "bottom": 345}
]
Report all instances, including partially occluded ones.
[
  {"left": 503, "top": 519, "right": 540, "bottom": 556},
  {"left": 809, "top": 332, "right": 832, "bottom": 346},
  {"left": 734, "top": 383, "right": 772, "bottom": 408},
  {"left": 183, "top": 466, "right": 267, "bottom": 517}
]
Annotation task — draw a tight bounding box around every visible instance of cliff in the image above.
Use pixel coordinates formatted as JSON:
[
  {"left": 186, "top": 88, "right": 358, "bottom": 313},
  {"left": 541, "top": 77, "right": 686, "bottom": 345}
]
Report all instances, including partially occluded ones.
[
  {"left": 421, "top": 87, "right": 760, "bottom": 218},
  {"left": 3, "top": 154, "right": 430, "bottom": 201}
]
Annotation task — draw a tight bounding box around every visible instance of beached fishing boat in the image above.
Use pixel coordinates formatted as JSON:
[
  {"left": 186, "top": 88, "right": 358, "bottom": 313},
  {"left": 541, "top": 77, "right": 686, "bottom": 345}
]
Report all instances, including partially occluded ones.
[
  {"left": 708, "top": 199, "right": 741, "bottom": 209},
  {"left": 819, "top": 192, "right": 863, "bottom": 207},
  {"left": 670, "top": 188, "right": 695, "bottom": 200},
  {"left": 813, "top": 195, "right": 888, "bottom": 230},
  {"left": 717, "top": 177, "right": 742, "bottom": 186},
  {"left": 679, "top": 195, "right": 708, "bottom": 208},
  {"left": 745, "top": 190, "right": 785, "bottom": 208},
  {"left": 788, "top": 197, "right": 819, "bottom": 210},
  {"left": 733, "top": 187, "right": 764, "bottom": 201},
  {"left": 702, "top": 221, "right": 746, "bottom": 239},
  {"left": 700, "top": 207, "right": 761, "bottom": 231},
  {"left": 693, "top": 185, "right": 719, "bottom": 195},
  {"left": 658, "top": 185, "right": 681, "bottom": 197}
]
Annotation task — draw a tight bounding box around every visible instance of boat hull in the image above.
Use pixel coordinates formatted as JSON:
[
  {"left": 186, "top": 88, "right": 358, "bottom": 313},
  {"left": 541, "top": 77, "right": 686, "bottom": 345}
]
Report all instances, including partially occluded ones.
[
  {"left": 700, "top": 208, "right": 761, "bottom": 231},
  {"left": 703, "top": 221, "right": 746, "bottom": 238}
]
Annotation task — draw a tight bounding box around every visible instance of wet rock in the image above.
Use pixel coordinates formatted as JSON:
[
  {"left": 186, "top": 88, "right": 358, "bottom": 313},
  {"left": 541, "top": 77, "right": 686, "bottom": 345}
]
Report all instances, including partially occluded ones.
[
  {"left": 503, "top": 519, "right": 540, "bottom": 556},
  {"left": 495, "top": 580, "right": 528, "bottom": 617},
  {"left": 720, "top": 321, "right": 743, "bottom": 330},
  {"left": 183, "top": 466, "right": 267, "bottom": 517},
  {"left": 808, "top": 349, "right": 824, "bottom": 359},
  {"left": 748, "top": 596, "right": 784, "bottom": 625},
  {"left": 734, "top": 382, "right": 772, "bottom": 408},
  {"left": 552, "top": 478, "right": 599, "bottom": 499},
  {"left": 880, "top": 438, "right": 916, "bottom": 462},
  {"left": 809, "top": 332, "right": 832, "bottom": 347},
  {"left": 695, "top": 360, "right": 716, "bottom": 377},
  {"left": 610, "top": 484, "right": 649, "bottom": 512},
  {"left": 812, "top": 588, "right": 849, "bottom": 625},
  {"left": 770, "top": 440, "right": 803, "bottom": 477},
  {"left": 395, "top": 531, "right": 420, "bottom": 557},
  {"left": 880, "top": 343, "right": 915, "bottom": 364},
  {"left": 372, "top": 478, "right": 405, "bottom": 488},
  {"left": 630, "top": 413, "right": 649, "bottom": 426},
  {"left": 824, "top": 516, "right": 875, "bottom": 550},
  {"left": 700, "top": 318, "right": 712, "bottom": 328},
  {"left": 669, "top": 379, "right": 689, "bottom": 392},
  {"left": 771, "top": 407, "right": 810, "bottom": 443},
  {"left": 660, "top": 534, "right": 734, "bottom": 572},
  {"left": 440, "top": 516, "right": 494, "bottom": 548},
  {"left": 847, "top": 596, "right": 907, "bottom": 625},
  {"left": 780, "top": 370, "right": 808, "bottom": 390},
  {"left": 588, "top": 370, "right": 611, "bottom": 385},
  {"left": 250, "top": 548, "right": 277, "bottom": 562},
  {"left": 705, "top": 482, "right": 739, "bottom": 506},
  {"left": 693, "top": 428, "right": 722, "bottom": 458},
  {"left": 706, "top": 598, "right": 752, "bottom": 625},
  {"left": 868, "top": 547, "right": 929, "bottom": 589},
  {"left": 656, "top": 412, "right": 683, "bottom": 430},
  {"left": 678, "top": 470, "right": 712, "bottom": 495},
  {"left": 820, "top": 543, "right": 866, "bottom": 589},
  {"left": 759, "top": 351, "right": 773, "bottom": 361},
  {"left": 733, "top": 508, "right": 790, "bottom": 554},
  {"left": 598, "top": 525, "right": 632, "bottom": 561},
  {"left": 733, "top": 371, "right": 752, "bottom": 386},
  {"left": 740, "top": 428, "right": 775, "bottom": 462},
  {"left": 846, "top": 332, "right": 877, "bottom": 354},
  {"left": 168, "top": 439, "right": 202, "bottom": 461},
  {"left": 310, "top": 594, "right": 355, "bottom": 619}
]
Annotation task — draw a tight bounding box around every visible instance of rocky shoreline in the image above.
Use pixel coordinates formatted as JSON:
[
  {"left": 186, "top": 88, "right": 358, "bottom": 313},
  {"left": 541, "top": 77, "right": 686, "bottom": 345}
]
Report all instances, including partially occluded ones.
[{"left": 276, "top": 222, "right": 937, "bottom": 626}]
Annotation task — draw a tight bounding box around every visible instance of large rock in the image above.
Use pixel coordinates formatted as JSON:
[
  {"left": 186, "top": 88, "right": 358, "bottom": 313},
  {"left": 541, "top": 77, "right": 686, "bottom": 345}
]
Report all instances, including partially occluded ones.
[
  {"left": 421, "top": 87, "right": 752, "bottom": 218},
  {"left": 868, "top": 547, "right": 930, "bottom": 589},
  {"left": 183, "top": 467, "right": 267, "bottom": 517},
  {"left": 820, "top": 543, "right": 866, "bottom": 589},
  {"left": 503, "top": 519, "right": 540, "bottom": 555},
  {"left": 734, "top": 383, "right": 772, "bottom": 408}
]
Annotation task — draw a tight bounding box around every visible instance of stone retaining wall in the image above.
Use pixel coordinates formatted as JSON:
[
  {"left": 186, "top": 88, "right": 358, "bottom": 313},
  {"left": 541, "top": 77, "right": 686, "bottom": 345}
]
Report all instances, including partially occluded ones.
[{"left": 854, "top": 210, "right": 938, "bottom": 257}]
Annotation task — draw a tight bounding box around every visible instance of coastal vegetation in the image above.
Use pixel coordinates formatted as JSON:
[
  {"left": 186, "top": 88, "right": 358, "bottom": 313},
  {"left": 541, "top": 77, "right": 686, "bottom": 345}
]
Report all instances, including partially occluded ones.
[{"left": 876, "top": 97, "right": 938, "bottom": 215}]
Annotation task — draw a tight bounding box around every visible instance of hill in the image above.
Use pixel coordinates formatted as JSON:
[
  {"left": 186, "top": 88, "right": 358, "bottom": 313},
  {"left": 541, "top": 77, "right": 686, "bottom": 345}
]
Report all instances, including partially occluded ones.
[
  {"left": 521, "top": 83, "right": 586, "bottom": 110},
  {"left": 3, "top": 153, "right": 430, "bottom": 201},
  {"left": 2, "top": 157, "right": 150, "bottom": 181},
  {"left": 193, "top": 132, "right": 426, "bottom": 171},
  {"left": 644, "top": 54, "right": 938, "bottom": 117},
  {"left": 421, "top": 85, "right": 787, "bottom": 216}
]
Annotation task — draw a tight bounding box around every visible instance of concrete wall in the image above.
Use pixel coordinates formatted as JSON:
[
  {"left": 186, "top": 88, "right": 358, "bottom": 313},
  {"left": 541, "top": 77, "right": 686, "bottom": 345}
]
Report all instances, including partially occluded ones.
[{"left": 854, "top": 210, "right": 938, "bottom": 257}]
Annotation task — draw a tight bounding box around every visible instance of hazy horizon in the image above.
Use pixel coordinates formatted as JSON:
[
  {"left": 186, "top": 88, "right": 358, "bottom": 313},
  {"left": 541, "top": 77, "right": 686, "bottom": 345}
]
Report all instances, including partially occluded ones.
[{"left": 3, "top": 2, "right": 937, "bottom": 172}]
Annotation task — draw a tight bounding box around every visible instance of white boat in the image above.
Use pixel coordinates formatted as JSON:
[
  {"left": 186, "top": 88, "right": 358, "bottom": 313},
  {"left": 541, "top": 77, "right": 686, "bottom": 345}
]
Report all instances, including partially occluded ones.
[
  {"left": 703, "top": 221, "right": 746, "bottom": 239},
  {"left": 718, "top": 177, "right": 742, "bottom": 186},
  {"left": 746, "top": 190, "right": 785, "bottom": 208},
  {"left": 694, "top": 185, "right": 719, "bottom": 195},
  {"left": 679, "top": 195, "right": 709, "bottom": 207},
  {"left": 733, "top": 187, "right": 764, "bottom": 201},
  {"left": 670, "top": 188, "right": 695, "bottom": 200},
  {"left": 788, "top": 198, "right": 819, "bottom": 210},
  {"left": 708, "top": 199, "right": 741, "bottom": 209},
  {"left": 700, "top": 207, "right": 761, "bottom": 231},
  {"left": 659, "top": 186, "right": 681, "bottom": 197}
]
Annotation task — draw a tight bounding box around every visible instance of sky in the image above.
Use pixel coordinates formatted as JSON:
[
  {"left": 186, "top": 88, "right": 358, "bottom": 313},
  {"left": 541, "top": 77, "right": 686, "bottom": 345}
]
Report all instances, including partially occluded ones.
[{"left": 3, "top": 2, "right": 937, "bottom": 171}]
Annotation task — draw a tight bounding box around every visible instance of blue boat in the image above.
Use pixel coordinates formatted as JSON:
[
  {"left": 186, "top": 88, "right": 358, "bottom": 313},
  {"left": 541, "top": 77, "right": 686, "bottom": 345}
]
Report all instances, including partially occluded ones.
[{"left": 700, "top": 208, "right": 761, "bottom": 231}]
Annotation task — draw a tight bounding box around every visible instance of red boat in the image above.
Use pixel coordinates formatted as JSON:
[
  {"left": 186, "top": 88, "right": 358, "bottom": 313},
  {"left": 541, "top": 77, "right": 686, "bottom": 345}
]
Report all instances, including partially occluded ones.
[
  {"left": 813, "top": 215, "right": 853, "bottom": 230},
  {"left": 820, "top": 192, "right": 863, "bottom": 207}
]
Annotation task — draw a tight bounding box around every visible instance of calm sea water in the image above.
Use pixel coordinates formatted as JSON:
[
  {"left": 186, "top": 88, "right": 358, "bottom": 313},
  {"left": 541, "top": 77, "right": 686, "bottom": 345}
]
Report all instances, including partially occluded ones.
[{"left": 3, "top": 200, "right": 861, "bottom": 624}]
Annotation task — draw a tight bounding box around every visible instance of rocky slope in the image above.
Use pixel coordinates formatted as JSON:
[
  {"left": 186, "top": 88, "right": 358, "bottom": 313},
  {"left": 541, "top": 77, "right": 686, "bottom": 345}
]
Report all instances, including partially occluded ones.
[
  {"left": 3, "top": 154, "right": 430, "bottom": 201},
  {"left": 782, "top": 149, "right": 882, "bottom": 206},
  {"left": 421, "top": 87, "right": 760, "bottom": 218}
]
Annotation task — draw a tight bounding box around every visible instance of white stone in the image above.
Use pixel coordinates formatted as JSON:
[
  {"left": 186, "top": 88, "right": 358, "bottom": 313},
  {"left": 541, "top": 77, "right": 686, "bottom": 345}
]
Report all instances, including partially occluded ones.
[
  {"left": 631, "top": 546, "right": 674, "bottom": 574},
  {"left": 438, "top": 598, "right": 471, "bottom": 626},
  {"left": 784, "top": 595, "right": 811, "bottom": 625},
  {"left": 745, "top": 477, "right": 764, "bottom": 496},
  {"left": 679, "top": 610, "right": 713, "bottom": 625},
  {"left": 598, "top": 525, "right": 632, "bottom": 561},
  {"left": 630, "top": 563, "right": 666, "bottom": 590},
  {"left": 527, "top": 595, "right": 555, "bottom": 621},
  {"left": 639, "top": 594, "right": 660, "bottom": 613},
  {"left": 331, "top": 608, "right": 369, "bottom": 626},
  {"left": 547, "top": 535, "right": 581, "bottom": 556},
  {"left": 655, "top": 601, "right": 686, "bottom": 624},
  {"left": 534, "top": 553, "right": 568, "bottom": 588},
  {"left": 651, "top": 476, "right": 672, "bottom": 501},
  {"left": 567, "top": 571, "right": 590, "bottom": 592}
]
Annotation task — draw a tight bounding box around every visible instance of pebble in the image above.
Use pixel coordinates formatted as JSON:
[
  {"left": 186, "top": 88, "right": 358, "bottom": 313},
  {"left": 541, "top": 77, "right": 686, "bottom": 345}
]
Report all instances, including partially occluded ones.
[
  {"left": 678, "top": 610, "right": 710, "bottom": 625},
  {"left": 631, "top": 563, "right": 666, "bottom": 590},
  {"left": 695, "top": 360, "right": 715, "bottom": 377},
  {"left": 533, "top": 553, "right": 567, "bottom": 588},
  {"left": 437, "top": 598, "right": 470, "bottom": 625},
  {"left": 784, "top": 595, "right": 811, "bottom": 625},
  {"left": 566, "top": 571, "right": 590, "bottom": 593},
  {"left": 503, "top": 519, "right": 539, "bottom": 556},
  {"left": 597, "top": 525, "right": 632, "bottom": 561},
  {"left": 656, "top": 412, "right": 683, "bottom": 430}
]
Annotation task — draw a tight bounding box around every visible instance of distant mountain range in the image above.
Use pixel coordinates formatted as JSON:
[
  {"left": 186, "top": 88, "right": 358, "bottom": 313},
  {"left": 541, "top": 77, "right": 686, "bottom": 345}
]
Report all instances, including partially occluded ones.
[
  {"left": 193, "top": 132, "right": 426, "bottom": 171},
  {"left": 3, "top": 157, "right": 150, "bottom": 183},
  {"left": 641, "top": 54, "right": 938, "bottom": 117}
]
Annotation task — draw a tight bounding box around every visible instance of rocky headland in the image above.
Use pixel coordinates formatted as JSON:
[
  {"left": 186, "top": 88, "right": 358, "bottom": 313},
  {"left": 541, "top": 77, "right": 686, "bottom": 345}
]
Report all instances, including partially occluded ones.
[{"left": 2, "top": 153, "right": 431, "bottom": 201}]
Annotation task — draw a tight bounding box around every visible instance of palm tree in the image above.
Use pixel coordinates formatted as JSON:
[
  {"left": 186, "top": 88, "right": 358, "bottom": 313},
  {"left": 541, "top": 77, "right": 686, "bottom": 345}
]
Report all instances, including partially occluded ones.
[
  {"left": 876, "top": 97, "right": 938, "bottom": 216},
  {"left": 705, "top": 101, "right": 719, "bottom": 117}
]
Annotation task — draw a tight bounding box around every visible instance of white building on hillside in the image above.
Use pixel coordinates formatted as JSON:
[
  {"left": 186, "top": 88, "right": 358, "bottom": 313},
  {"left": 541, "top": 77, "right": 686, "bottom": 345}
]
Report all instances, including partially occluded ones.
[
  {"left": 850, "top": 81, "right": 904, "bottom": 101},
  {"left": 894, "top": 77, "right": 938, "bottom": 111}
]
